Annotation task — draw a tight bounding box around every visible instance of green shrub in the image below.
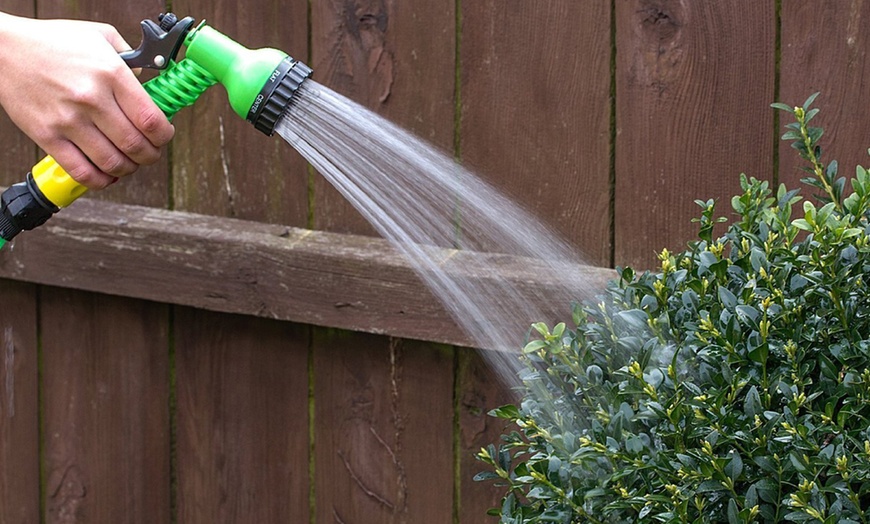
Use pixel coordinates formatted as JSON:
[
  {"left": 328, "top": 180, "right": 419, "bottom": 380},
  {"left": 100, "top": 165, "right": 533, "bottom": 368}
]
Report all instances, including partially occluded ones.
[{"left": 477, "top": 95, "right": 870, "bottom": 523}]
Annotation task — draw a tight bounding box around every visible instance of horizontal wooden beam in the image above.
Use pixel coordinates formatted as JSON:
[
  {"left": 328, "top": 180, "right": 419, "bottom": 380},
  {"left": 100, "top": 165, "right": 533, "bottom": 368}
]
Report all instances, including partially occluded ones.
[{"left": 0, "top": 198, "right": 615, "bottom": 348}]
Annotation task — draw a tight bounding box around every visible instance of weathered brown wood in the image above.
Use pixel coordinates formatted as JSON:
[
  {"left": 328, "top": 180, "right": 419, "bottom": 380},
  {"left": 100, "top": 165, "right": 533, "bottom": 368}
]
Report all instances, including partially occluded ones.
[
  {"left": 615, "top": 1, "right": 776, "bottom": 269},
  {"left": 308, "top": 4, "right": 465, "bottom": 522},
  {"left": 26, "top": 4, "right": 170, "bottom": 522},
  {"left": 458, "top": 349, "right": 517, "bottom": 523},
  {"left": 166, "top": 5, "right": 312, "bottom": 521},
  {"left": 310, "top": 0, "right": 456, "bottom": 235},
  {"left": 164, "top": 2, "right": 313, "bottom": 517},
  {"left": 0, "top": 1, "right": 38, "bottom": 185},
  {"left": 169, "top": 0, "right": 310, "bottom": 226},
  {"left": 0, "top": 197, "right": 614, "bottom": 348},
  {"left": 779, "top": 2, "right": 870, "bottom": 191},
  {"left": 313, "top": 331, "right": 454, "bottom": 523},
  {"left": 0, "top": 3, "right": 41, "bottom": 523},
  {"left": 41, "top": 289, "right": 169, "bottom": 523},
  {"left": 36, "top": 0, "right": 171, "bottom": 208},
  {"left": 461, "top": 0, "right": 612, "bottom": 267},
  {"left": 0, "top": 106, "right": 33, "bottom": 188},
  {"left": 25, "top": 6, "right": 175, "bottom": 524},
  {"left": 175, "top": 307, "right": 309, "bottom": 523},
  {"left": 0, "top": 279, "right": 39, "bottom": 524}
]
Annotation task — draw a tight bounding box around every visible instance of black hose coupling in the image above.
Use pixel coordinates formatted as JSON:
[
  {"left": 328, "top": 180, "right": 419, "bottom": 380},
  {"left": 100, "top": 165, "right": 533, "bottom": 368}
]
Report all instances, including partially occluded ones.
[{"left": 0, "top": 174, "right": 59, "bottom": 242}]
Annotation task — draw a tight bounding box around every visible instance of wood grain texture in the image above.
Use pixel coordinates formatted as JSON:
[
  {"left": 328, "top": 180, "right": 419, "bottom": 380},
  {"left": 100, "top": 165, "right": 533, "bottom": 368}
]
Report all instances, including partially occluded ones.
[
  {"left": 175, "top": 308, "right": 309, "bottom": 523},
  {"left": 164, "top": 5, "right": 312, "bottom": 520},
  {"left": 779, "top": 1, "right": 870, "bottom": 191},
  {"left": 461, "top": 0, "right": 612, "bottom": 267},
  {"left": 169, "top": 0, "right": 310, "bottom": 226},
  {"left": 309, "top": 4, "right": 477, "bottom": 522},
  {"left": 314, "top": 331, "right": 454, "bottom": 523},
  {"left": 0, "top": 102, "right": 33, "bottom": 188},
  {"left": 0, "top": 279, "right": 39, "bottom": 524},
  {"left": 0, "top": 0, "right": 38, "bottom": 185},
  {"left": 0, "top": 4, "right": 44, "bottom": 524},
  {"left": 35, "top": 0, "right": 171, "bottom": 208},
  {"left": 457, "top": 349, "right": 516, "bottom": 523},
  {"left": 20, "top": 6, "right": 175, "bottom": 523},
  {"left": 310, "top": 0, "right": 456, "bottom": 235},
  {"left": 40, "top": 289, "right": 169, "bottom": 523},
  {"left": 0, "top": 197, "right": 614, "bottom": 348},
  {"left": 615, "top": 0, "right": 776, "bottom": 269}
]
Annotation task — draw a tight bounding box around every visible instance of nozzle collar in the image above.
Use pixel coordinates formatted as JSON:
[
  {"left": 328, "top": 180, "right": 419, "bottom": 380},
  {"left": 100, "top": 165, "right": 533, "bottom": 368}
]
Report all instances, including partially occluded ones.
[{"left": 248, "top": 57, "right": 312, "bottom": 136}]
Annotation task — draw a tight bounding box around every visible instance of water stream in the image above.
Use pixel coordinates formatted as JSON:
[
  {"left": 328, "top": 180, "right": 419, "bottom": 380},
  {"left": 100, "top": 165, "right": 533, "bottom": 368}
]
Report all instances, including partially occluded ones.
[{"left": 278, "top": 80, "right": 607, "bottom": 389}]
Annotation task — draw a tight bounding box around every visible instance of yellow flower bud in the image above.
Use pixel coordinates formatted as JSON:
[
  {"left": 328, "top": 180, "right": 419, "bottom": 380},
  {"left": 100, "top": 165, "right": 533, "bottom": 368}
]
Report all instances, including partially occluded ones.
[
  {"left": 784, "top": 340, "right": 798, "bottom": 359},
  {"left": 760, "top": 318, "right": 770, "bottom": 339},
  {"left": 837, "top": 455, "right": 848, "bottom": 473}
]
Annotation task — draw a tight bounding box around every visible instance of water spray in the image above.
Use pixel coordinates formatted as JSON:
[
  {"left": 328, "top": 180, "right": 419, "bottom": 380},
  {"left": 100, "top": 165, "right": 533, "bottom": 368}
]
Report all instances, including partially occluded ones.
[{"left": 0, "top": 13, "right": 312, "bottom": 249}]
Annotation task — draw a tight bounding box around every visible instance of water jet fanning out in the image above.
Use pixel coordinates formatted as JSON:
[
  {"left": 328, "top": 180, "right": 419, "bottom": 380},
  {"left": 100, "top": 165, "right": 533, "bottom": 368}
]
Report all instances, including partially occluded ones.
[{"left": 277, "top": 81, "right": 605, "bottom": 383}]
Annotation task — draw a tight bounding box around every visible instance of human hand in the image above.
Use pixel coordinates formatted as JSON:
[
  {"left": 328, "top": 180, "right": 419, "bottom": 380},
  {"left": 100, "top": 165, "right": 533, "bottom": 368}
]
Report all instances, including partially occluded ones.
[{"left": 0, "top": 13, "right": 175, "bottom": 189}]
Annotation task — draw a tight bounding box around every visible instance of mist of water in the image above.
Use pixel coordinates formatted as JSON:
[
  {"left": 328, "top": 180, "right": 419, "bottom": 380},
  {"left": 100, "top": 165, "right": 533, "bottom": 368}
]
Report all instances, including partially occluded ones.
[{"left": 277, "top": 81, "right": 607, "bottom": 388}]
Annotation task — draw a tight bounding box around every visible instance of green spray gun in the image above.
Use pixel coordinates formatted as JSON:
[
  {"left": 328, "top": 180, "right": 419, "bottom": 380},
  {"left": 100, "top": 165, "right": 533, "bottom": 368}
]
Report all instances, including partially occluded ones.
[{"left": 0, "top": 13, "right": 312, "bottom": 249}]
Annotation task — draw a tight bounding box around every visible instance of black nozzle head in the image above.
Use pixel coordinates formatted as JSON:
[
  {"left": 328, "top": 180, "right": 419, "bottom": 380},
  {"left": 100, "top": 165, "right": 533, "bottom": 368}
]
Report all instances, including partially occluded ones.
[{"left": 248, "top": 57, "right": 313, "bottom": 136}]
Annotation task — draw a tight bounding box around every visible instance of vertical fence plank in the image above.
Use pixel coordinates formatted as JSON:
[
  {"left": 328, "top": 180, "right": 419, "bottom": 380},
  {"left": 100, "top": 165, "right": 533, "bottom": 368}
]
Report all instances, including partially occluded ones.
[
  {"left": 779, "top": 2, "right": 870, "bottom": 190},
  {"left": 30, "top": 5, "right": 175, "bottom": 523},
  {"left": 615, "top": 1, "right": 776, "bottom": 269},
  {"left": 36, "top": 0, "right": 170, "bottom": 208},
  {"left": 458, "top": 2, "right": 610, "bottom": 519},
  {"left": 310, "top": 0, "right": 456, "bottom": 235},
  {"left": 170, "top": 0, "right": 310, "bottom": 225},
  {"left": 41, "top": 290, "right": 170, "bottom": 523},
  {"left": 0, "top": 0, "right": 38, "bottom": 186},
  {"left": 0, "top": 280, "right": 39, "bottom": 524},
  {"left": 457, "top": 350, "right": 516, "bottom": 523},
  {"left": 1, "top": 4, "right": 48, "bottom": 524},
  {"left": 309, "top": 2, "right": 460, "bottom": 522},
  {"left": 168, "top": 3, "right": 313, "bottom": 521},
  {"left": 314, "top": 332, "right": 454, "bottom": 523},
  {"left": 175, "top": 308, "right": 309, "bottom": 523},
  {"left": 460, "top": 0, "right": 612, "bottom": 267},
  {"left": 0, "top": 4, "right": 40, "bottom": 520}
]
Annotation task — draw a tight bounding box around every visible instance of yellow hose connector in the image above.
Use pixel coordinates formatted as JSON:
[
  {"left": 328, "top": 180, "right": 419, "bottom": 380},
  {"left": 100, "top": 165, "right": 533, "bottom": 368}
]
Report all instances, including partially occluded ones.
[{"left": 31, "top": 156, "right": 87, "bottom": 208}]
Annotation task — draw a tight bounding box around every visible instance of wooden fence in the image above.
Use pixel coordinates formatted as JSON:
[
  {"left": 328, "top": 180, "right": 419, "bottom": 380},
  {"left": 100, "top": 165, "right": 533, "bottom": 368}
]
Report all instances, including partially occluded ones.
[{"left": 1, "top": 1, "right": 870, "bottom": 522}]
